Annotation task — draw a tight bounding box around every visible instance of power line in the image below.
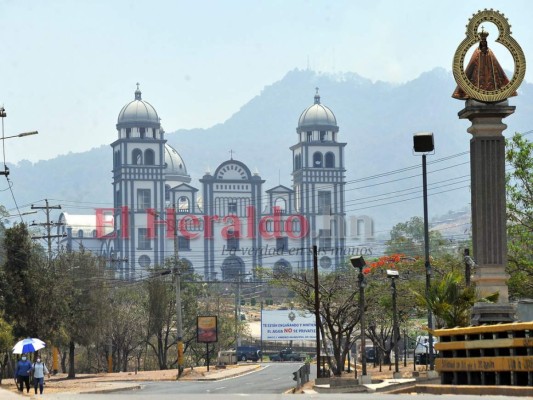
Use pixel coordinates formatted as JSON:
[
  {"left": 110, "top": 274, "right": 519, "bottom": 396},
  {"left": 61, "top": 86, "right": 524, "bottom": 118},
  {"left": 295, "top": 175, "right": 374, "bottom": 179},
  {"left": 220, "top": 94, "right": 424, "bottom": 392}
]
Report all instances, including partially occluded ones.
[{"left": 31, "top": 199, "right": 65, "bottom": 263}]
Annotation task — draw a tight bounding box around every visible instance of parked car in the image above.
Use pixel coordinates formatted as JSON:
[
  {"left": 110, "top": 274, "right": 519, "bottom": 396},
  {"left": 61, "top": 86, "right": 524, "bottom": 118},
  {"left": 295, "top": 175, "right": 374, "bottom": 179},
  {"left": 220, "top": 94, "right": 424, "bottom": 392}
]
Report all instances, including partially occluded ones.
[
  {"left": 269, "top": 348, "right": 305, "bottom": 362},
  {"left": 236, "top": 346, "right": 262, "bottom": 362},
  {"left": 364, "top": 347, "right": 376, "bottom": 363},
  {"left": 357, "top": 346, "right": 376, "bottom": 363}
]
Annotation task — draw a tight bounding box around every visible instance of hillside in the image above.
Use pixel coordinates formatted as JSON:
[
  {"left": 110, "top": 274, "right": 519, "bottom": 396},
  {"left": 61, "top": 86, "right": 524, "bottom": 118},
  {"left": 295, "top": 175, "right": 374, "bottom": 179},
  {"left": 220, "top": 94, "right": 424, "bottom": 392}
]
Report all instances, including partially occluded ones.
[{"left": 4, "top": 68, "right": 533, "bottom": 235}]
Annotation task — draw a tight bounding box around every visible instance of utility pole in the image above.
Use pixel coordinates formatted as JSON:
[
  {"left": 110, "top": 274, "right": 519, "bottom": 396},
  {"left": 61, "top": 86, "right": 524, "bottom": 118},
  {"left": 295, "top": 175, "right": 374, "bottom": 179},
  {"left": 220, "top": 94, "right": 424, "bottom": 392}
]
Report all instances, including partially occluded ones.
[
  {"left": 234, "top": 272, "right": 251, "bottom": 347},
  {"left": 31, "top": 199, "right": 63, "bottom": 264},
  {"left": 31, "top": 199, "right": 63, "bottom": 375},
  {"left": 235, "top": 277, "right": 241, "bottom": 346},
  {"left": 313, "top": 245, "right": 321, "bottom": 378},
  {"left": 173, "top": 204, "right": 184, "bottom": 377}
]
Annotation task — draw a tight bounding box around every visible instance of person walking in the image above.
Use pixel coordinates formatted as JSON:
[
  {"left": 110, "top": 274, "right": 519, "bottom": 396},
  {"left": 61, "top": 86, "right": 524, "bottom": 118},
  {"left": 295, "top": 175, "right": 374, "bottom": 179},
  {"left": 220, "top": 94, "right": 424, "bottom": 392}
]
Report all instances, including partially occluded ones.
[
  {"left": 14, "top": 355, "right": 32, "bottom": 393},
  {"left": 30, "top": 357, "right": 50, "bottom": 395}
]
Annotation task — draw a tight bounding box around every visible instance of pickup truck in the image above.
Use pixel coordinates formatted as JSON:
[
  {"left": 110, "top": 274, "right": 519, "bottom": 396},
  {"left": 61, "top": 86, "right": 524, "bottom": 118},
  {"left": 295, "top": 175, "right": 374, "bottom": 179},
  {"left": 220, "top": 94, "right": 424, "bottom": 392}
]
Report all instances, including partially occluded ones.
[{"left": 269, "top": 348, "right": 305, "bottom": 362}]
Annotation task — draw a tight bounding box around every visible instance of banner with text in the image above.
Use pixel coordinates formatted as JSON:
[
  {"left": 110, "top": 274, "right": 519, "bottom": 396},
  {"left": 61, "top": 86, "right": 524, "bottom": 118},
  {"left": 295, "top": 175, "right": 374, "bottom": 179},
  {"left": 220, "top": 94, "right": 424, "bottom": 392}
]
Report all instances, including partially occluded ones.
[{"left": 261, "top": 310, "right": 316, "bottom": 341}]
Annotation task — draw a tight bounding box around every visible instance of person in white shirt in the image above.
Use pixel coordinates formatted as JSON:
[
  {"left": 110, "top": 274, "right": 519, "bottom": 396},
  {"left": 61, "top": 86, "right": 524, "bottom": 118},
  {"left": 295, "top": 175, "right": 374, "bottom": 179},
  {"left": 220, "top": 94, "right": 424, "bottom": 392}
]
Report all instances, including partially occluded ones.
[{"left": 30, "top": 358, "right": 50, "bottom": 395}]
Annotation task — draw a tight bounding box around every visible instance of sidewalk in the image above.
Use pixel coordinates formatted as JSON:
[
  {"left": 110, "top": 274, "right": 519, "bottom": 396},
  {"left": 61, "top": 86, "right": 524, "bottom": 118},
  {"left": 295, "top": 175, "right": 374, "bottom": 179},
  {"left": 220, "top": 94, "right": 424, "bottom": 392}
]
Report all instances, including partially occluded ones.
[
  {"left": 0, "top": 386, "right": 21, "bottom": 400},
  {"left": 0, "top": 363, "right": 262, "bottom": 397},
  {"left": 300, "top": 363, "right": 436, "bottom": 394}
]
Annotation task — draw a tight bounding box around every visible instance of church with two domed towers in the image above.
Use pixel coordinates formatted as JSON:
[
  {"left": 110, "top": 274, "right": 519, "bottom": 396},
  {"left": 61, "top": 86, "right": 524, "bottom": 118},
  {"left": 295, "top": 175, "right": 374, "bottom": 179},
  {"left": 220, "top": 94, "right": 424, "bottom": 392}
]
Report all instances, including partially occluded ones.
[{"left": 59, "top": 85, "right": 351, "bottom": 281}]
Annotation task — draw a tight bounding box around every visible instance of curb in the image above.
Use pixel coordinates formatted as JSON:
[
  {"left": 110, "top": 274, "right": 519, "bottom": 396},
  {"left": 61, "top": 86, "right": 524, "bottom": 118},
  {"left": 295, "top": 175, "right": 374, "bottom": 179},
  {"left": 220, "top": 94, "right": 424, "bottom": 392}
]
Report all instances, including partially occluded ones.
[
  {"left": 409, "top": 383, "right": 533, "bottom": 397},
  {"left": 193, "top": 364, "right": 262, "bottom": 381},
  {"left": 79, "top": 384, "right": 143, "bottom": 394}
]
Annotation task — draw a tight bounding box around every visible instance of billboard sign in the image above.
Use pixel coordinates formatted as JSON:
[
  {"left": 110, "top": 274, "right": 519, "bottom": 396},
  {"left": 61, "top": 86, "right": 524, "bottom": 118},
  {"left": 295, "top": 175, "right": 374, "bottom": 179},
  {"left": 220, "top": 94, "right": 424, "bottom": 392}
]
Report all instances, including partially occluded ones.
[
  {"left": 197, "top": 316, "right": 218, "bottom": 343},
  {"left": 261, "top": 309, "right": 316, "bottom": 341}
]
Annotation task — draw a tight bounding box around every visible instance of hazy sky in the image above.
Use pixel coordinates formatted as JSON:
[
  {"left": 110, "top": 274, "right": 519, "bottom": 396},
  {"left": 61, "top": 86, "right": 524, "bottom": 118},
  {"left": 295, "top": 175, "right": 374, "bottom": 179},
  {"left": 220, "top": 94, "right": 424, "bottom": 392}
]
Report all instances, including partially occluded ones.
[{"left": 1, "top": 0, "right": 532, "bottom": 164}]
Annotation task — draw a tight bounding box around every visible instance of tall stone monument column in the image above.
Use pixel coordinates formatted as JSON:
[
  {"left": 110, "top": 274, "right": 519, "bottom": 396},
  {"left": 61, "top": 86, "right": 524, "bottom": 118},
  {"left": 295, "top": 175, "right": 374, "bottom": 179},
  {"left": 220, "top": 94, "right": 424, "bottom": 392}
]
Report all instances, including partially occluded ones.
[
  {"left": 452, "top": 9, "right": 526, "bottom": 324},
  {"left": 460, "top": 100, "right": 513, "bottom": 301}
]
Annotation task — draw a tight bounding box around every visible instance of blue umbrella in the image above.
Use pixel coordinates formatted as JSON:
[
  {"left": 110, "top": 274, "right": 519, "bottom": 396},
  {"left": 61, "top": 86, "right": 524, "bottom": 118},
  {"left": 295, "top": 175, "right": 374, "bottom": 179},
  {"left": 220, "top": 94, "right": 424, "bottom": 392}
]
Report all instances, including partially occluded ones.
[{"left": 12, "top": 338, "right": 46, "bottom": 354}]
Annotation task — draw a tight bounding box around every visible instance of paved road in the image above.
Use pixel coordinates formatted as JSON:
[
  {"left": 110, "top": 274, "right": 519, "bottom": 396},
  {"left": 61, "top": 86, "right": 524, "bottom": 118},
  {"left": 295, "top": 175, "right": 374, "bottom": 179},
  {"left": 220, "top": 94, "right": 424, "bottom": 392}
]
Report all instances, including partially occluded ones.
[
  {"left": 38, "top": 391, "right": 531, "bottom": 400},
  {"left": 116, "top": 362, "right": 303, "bottom": 395},
  {"left": 24, "top": 362, "right": 531, "bottom": 400}
]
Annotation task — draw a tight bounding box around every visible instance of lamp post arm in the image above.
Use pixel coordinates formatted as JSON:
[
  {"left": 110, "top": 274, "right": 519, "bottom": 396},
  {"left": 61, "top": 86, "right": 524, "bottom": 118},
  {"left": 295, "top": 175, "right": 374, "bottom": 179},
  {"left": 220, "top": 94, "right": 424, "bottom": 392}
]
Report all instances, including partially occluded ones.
[{"left": 0, "top": 131, "right": 38, "bottom": 140}]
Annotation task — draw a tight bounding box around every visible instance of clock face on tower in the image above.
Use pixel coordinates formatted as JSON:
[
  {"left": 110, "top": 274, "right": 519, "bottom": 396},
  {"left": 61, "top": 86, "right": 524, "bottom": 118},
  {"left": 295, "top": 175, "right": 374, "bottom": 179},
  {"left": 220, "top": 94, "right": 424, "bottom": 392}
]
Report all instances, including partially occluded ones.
[{"left": 216, "top": 163, "right": 248, "bottom": 180}]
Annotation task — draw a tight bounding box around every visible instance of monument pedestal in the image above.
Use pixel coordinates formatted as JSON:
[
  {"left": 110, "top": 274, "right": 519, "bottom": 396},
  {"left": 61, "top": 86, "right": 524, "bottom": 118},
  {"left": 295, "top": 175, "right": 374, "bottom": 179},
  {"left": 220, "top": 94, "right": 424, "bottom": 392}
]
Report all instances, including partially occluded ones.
[{"left": 471, "top": 302, "right": 516, "bottom": 325}]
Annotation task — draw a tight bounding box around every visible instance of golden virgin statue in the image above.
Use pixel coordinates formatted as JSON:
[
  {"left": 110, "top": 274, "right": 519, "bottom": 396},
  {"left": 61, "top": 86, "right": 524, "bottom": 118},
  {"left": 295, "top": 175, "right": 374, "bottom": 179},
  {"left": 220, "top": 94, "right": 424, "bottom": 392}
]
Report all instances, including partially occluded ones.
[{"left": 452, "top": 27, "right": 516, "bottom": 100}]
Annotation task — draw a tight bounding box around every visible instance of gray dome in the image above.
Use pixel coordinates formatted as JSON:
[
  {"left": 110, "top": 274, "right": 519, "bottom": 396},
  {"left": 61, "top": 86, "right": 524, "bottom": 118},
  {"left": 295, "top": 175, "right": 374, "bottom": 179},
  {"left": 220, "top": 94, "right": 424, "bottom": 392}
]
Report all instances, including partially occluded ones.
[
  {"left": 117, "top": 85, "right": 160, "bottom": 128},
  {"left": 297, "top": 91, "right": 338, "bottom": 131},
  {"left": 165, "top": 144, "right": 187, "bottom": 175}
]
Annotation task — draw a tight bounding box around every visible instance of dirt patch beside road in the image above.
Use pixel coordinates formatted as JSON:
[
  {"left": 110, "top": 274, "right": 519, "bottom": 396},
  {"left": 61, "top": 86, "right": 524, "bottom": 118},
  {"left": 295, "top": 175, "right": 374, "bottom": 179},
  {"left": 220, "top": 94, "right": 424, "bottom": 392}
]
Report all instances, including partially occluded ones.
[{"left": 1, "top": 364, "right": 252, "bottom": 395}]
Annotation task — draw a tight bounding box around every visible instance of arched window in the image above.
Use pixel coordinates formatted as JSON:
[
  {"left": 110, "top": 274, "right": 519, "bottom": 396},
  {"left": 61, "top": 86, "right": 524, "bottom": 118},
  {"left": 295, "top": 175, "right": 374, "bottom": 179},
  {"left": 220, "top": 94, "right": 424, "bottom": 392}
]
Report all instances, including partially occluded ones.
[
  {"left": 139, "top": 255, "right": 151, "bottom": 268},
  {"left": 222, "top": 256, "right": 245, "bottom": 281},
  {"left": 325, "top": 152, "right": 335, "bottom": 168},
  {"left": 77, "top": 229, "right": 84, "bottom": 238},
  {"left": 274, "top": 197, "right": 286, "bottom": 213},
  {"left": 132, "top": 149, "right": 142, "bottom": 165},
  {"left": 114, "top": 151, "right": 121, "bottom": 169},
  {"left": 313, "top": 152, "right": 323, "bottom": 168},
  {"left": 273, "top": 260, "right": 292, "bottom": 277},
  {"left": 294, "top": 154, "right": 301, "bottom": 170},
  {"left": 165, "top": 184, "right": 171, "bottom": 202},
  {"left": 320, "top": 256, "right": 332, "bottom": 269},
  {"left": 144, "top": 149, "right": 155, "bottom": 165},
  {"left": 178, "top": 196, "right": 190, "bottom": 213}
]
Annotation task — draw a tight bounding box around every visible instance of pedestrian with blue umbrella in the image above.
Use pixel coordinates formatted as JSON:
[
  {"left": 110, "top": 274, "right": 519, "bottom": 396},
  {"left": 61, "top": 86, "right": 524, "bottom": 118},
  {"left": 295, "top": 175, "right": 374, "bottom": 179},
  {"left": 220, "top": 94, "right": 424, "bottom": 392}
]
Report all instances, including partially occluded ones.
[
  {"left": 14, "top": 354, "right": 32, "bottom": 393},
  {"left": 12, "top": 338, "right": 47, "bottom": 393}
]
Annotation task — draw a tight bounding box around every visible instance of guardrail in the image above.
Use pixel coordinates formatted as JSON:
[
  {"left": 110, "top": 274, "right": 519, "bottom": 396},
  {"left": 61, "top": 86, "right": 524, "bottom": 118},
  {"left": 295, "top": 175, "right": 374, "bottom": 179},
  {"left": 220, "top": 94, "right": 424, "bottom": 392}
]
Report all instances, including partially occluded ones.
[
  {"left": 292, "top": 362, "right": 310, "bottom": 390},
  {"left": 433, "top": 321, "right": 533, "bottom": 386}
]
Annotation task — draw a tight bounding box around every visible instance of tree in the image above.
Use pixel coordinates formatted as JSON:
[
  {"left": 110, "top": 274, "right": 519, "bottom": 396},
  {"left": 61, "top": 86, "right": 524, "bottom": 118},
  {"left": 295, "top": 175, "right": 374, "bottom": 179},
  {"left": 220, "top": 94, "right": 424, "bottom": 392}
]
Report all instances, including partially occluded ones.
[
  {"left": 506, "top": 132, "right": 533, "bottom": 299},
  {"left": 0, "top": 313, "right": 14, "bottom": 384},
  {"left": 52, "top": 250, "right": 110, "bottom": 378},
  {"left": 266, "top": 266, "right": 361, "bottom": 376},
  {"left": 365, "top": 255, "right": 424, "bottom": 365},
  {"left": 0, "top": 223, "right": 48, "bottom": 338},
  {"left": 144, "top": 267, "right": 176, "bottom": 370},
  {"left": 386, "top": 216, "right": 447, "bottom": 257},
  {"left": 413, "top": 271, "right": 498, "bottom": 329},
  {"left": 0, "top": 205, "right": 9, "bottom": 266},
  {"left": 108, "top": 285, "right": 147, "bottom": 372}
]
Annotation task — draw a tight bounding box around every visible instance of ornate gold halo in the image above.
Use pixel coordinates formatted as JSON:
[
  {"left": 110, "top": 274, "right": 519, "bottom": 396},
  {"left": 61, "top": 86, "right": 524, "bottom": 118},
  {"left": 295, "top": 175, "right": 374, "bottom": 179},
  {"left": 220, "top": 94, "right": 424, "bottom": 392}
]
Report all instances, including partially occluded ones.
[{"left": 452, "top": 9, "right": 526, "bottom": 102}]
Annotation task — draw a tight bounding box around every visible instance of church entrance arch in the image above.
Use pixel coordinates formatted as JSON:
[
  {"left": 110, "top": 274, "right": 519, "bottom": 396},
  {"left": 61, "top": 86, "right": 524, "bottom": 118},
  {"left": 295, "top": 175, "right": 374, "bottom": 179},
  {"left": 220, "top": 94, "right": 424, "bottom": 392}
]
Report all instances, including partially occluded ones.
[{"left": 221, "top": 255, "right": 245, "bottom": 281}]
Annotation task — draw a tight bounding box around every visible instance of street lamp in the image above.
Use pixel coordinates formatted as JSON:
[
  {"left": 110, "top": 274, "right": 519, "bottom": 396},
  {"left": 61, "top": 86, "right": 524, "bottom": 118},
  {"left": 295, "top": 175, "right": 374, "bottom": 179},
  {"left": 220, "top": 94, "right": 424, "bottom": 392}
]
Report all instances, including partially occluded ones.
[
  {"left": 413, "top": 131, "right": 435, "bottom": 371},
  {"left": 0, "top": 131, "right": 39, "bottom": 140},
  {"left": 350, "top": 255, "right": 370, "bottom": 383},
  {"left": 1, "top": 106, "right": 39, "bottom": 176},
  {"left": 387, "top": 269, "right": 401, "bottom": 378}
]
